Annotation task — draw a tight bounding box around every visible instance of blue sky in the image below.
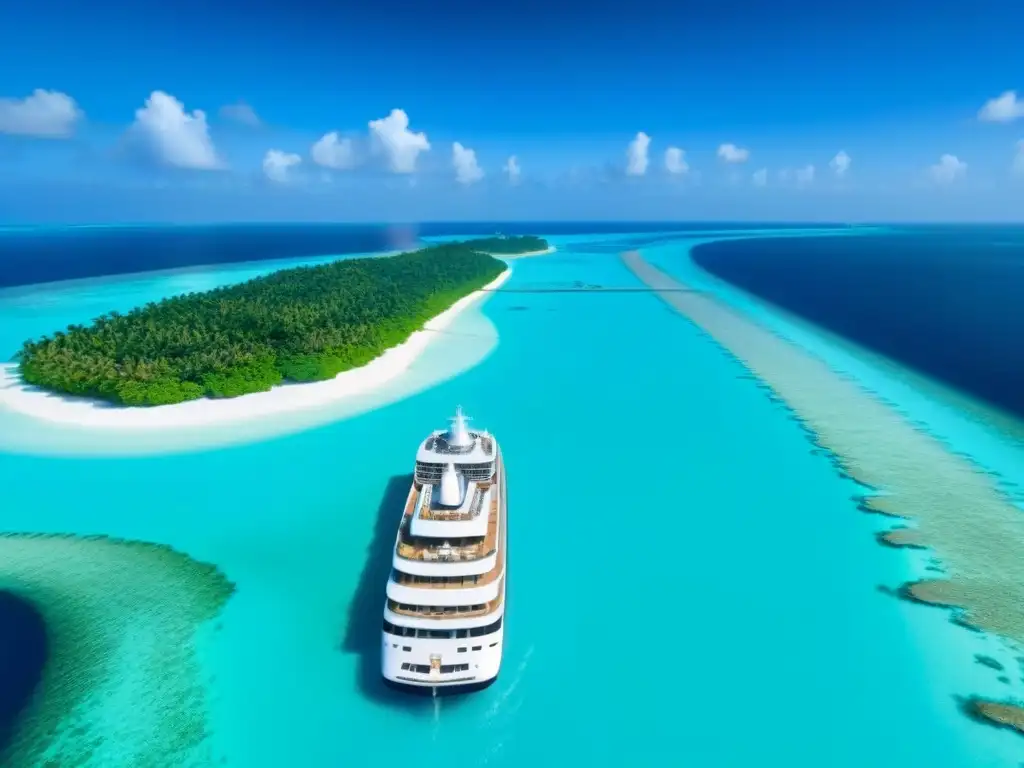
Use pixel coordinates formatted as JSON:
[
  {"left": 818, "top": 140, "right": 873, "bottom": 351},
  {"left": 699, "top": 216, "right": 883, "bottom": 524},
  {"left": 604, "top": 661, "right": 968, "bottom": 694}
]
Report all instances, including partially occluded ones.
[{"left": 2, "top": 0, "right": 1024, "bottom": 223}]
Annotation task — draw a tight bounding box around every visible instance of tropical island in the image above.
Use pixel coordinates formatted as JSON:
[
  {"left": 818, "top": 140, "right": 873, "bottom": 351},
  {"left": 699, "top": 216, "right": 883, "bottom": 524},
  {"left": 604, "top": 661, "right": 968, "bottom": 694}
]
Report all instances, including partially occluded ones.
[
  {"left": 467, "top": 235, "right": 550, "bottom": 255},
  {"left": 16, "top": 238, "right": 546, "bottom": 408}
]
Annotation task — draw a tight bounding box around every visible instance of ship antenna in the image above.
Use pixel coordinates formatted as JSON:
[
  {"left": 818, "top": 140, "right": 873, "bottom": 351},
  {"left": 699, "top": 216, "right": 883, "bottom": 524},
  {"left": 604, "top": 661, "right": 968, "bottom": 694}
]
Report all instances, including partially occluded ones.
[{"left": 447, "top": 405, "right": 473, "bottom": 448}]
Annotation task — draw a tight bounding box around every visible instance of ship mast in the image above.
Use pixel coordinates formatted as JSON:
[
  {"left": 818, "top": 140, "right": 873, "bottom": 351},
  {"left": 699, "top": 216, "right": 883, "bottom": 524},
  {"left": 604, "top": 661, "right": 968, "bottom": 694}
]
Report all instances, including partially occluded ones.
[{"left": 446, "top": 406, "right": 474, "bottom": 449}]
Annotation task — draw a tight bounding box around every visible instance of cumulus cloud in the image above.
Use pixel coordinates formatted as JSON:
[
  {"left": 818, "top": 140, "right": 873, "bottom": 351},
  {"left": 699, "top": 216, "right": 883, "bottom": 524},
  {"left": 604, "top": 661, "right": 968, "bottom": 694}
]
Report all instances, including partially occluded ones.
[
  {"left": 310, "top": 131, "right": 355, "bottom": 170},
  {"left": 664, "top": 146, "right": 689, "bottom": 175},
  {"left": 504, "top": 155, "right": 521, "bottom": 183},
  {"left": 368, "top": 109, "right": 430, "bottom": 173},
  {"left": 752, "top": 168, "right": 768, "bottom": 186},
  {"left": 262, "top": 149, "right": 301, "bottom": 183},
  {"left": 452, "top": 142, "right": 484, "bottom": 185},
  {"left": 626, "top": 132, "right": 651, "bottom": 176},
  {"left": 219, "top": 101, "right": 260, "bottom": 126},
  {"left": 930, "top": 154, "right": 967, "bottom": 184},
  {"left": 130, "top": 91, "right": 222, "bottom": 170},
  {"left": 0, "top": 89, "right": 82, "bottom": 138},
  {"left": 717, "top": 143, "right": 750, "bottom": 163},
  {"left": 829, "top": 150, "right": 851, "bottom": 177},
  {"left": 978, "top": 91, "right": 1024, "bottom": 123}
]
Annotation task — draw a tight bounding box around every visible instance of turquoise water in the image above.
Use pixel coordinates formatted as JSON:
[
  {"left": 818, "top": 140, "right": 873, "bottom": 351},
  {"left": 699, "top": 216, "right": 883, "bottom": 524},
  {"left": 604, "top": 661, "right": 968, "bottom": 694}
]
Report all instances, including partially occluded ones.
[{"left": 0, "top": 231, "right": 1021, "bottom": 765}]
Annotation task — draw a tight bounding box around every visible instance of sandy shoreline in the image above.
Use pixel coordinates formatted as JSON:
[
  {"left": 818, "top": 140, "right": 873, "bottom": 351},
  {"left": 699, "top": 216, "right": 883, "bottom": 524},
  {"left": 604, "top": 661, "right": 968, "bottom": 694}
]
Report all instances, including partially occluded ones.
[
  {"left": 488, "top": 246, "right": 556, "bottom": 260},
  {"left": 0, "top": 268, "right": 511, "bottom": 431}
]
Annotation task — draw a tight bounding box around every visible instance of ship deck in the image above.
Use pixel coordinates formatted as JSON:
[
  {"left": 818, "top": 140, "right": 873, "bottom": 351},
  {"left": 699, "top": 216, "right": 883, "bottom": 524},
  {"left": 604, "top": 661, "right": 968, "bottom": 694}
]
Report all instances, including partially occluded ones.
[
  {"left": 391, "top": 454, "right": 507, "bottom": 614},
  {"left": 396, "top": 475, "right": 499, "bottom": 563}
]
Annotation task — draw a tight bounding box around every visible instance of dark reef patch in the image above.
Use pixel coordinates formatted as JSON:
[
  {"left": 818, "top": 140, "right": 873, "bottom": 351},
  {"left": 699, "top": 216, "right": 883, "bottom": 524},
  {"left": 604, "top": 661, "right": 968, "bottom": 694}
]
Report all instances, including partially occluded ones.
[
  {"left": 0, "top": 591, "right": 47, "bottom": 754},
  {"left": 691, "top": 229, "right": 1024, "bottom": 420},
  {"left": 893, "top": 580, "right": 983, "bottom": 634},
  {"left": 975, "top": 654, "right": 1005, "bottom": 672},
  {"left": 958, "top": 695, "right": 1024, "bottom": 738},
  {"left": 876, "top": 528, "right": 927, "bottom": 550}
]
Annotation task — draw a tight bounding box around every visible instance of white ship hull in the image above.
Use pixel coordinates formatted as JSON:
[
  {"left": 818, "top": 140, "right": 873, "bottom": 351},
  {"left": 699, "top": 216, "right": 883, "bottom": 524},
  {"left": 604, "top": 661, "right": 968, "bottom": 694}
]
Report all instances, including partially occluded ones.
[
  {"left": 381, "top": 617, "right": 504, "bottom": 691},
  {"left": 381, "top": 413, "right": 506, "bottom": 694}
]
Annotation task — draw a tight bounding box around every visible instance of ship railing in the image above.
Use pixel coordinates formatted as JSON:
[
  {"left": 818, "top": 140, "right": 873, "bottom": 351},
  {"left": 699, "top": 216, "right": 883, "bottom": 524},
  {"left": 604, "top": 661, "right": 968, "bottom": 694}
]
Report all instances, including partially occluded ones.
[
  {"left": 387, "top": 599, "right": 497, "bottom": 619},
  {"left": 396, "top": 543, "right": 496, "bottom": 562},
  {"left": 394, "top": 573, "right": 486, "bottom": 589},
  {"left": 419, "top": 487, "right": 486, "bottom": 521}
]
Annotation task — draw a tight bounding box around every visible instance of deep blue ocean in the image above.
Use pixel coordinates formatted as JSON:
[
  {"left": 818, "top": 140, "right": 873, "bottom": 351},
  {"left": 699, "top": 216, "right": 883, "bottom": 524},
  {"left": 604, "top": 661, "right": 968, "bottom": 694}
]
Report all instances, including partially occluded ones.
[
  {"left": 0, "top": 223, "right": 1022, "bottom": 767},
  {"left": 691, "top": 227, "right": 1024, "bottom": 421},
  {"left": 0, "top": 221, "right": 834, "bottom": 288}
]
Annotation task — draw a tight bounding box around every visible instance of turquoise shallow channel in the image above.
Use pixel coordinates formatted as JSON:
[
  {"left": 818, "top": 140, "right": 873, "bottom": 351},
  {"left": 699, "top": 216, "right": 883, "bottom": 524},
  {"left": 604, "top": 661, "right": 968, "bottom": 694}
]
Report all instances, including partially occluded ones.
[{"left": 1, "top": 229, "right": 1023, "bottom": 766}]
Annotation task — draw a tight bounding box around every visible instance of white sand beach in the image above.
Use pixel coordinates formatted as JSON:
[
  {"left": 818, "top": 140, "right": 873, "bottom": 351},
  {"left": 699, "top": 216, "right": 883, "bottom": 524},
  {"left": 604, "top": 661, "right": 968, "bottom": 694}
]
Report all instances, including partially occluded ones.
[
  {"left": 0, "top": 268, "right": 511, "bottom": 431},
  {"left": 491, "top": 246, "right": 556, "bottom": 259}
]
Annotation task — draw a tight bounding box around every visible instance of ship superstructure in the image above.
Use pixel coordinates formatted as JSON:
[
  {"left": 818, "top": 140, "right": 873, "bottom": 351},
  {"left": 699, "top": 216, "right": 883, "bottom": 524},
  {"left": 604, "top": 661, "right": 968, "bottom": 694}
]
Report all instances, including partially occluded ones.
[{"left": 381, "top": 407, "right": 506, "bottom": 692}]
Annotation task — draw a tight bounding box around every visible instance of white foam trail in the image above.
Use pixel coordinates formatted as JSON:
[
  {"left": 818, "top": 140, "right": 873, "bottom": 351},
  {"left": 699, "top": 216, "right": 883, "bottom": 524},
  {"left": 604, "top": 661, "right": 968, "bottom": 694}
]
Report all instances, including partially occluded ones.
[
  {"left": 485, "top": 644, "right": 534, "bottom": 721},
  {"left": 431, "top": 686, "right": 441, "bottom": 737}
]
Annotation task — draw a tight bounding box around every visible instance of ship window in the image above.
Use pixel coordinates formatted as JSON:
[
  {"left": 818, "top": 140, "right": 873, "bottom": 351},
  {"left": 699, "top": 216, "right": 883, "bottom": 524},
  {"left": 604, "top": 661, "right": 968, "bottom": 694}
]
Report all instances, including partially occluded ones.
[
  {"left": 489, "top": 642, "right": 499, "bottom": 647},
  {"left": 472, "top": 646, "right": 482, "bottom": 651},
  {"left": 456, "top": 629, "right": 469, "bottom": 639},
  {"left": 457, "top": 647, "right": 467, "bottom": 653},
  {"left": 402, "top": 646, "right": 411, "bottom": 652},
  {"left": 469, "top": 616, "right": 502, "bottom": 637}
]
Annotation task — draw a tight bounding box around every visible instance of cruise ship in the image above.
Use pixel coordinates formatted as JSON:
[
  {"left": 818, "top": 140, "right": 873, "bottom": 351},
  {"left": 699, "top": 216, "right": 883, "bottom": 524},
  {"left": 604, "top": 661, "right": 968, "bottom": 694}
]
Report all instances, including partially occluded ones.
[{"left": 381, "top": 407, "right": 506, "bottom": 693}]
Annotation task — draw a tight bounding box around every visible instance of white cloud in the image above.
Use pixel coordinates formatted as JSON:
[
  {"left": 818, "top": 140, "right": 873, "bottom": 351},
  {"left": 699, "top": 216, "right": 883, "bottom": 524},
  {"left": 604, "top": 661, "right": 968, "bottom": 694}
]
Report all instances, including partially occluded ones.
[
  {"left": 368, "top": 109, "right": 430, "bottom": 173},
  {"left": 795, "top": 164, "right": 815, "bottom": 185},
  {"left": 504, "top": 155, "right": 521, "bottom": 183},
  {"left": 752, "top": 168, "right": 767, "bottom": 186},
  {"left": 1013, "top": 141, "right": 1024, "bottom": 174},
  {"left": 130, "top": 91, "right": 222, "bottom": 170},
  {"left": 0, "top": 89, "right": 82, "bottom": 138},
  {"left": 310, "top": 131, "right": 355, "bottom": 170},
  {"left": 930, "top": 154, "right": 967, "bottom": 184},
  {"left": 829, "top": 150, "right": 851, "bottom": 177},
  {"left": 219, "top": 101, "right": 260, "bottom": 126},
  {"left": 664, "top": 146, "right": 689, "bottom": 175},
  {"left": 979, "top": 91, "right": 1024, "bottom": 123},
  {"left": 717, "top": 143, "right": 750, "bottom": 163},
  {"left": 452, "top": 142, "right": 484, "bottom": 185},
  {"left": 262, "top": 149, "right": 301, "bottom": 183},
  {"left": 626, "top": 132, "right": 651, "bottom": 176}
]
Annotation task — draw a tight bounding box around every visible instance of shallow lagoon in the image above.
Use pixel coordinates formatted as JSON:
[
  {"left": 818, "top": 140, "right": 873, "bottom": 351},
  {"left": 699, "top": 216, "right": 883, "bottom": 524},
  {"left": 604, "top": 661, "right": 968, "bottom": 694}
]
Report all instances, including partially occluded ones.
[{"left": 0, "top": 230, "right": 1021, "bottom": 765}]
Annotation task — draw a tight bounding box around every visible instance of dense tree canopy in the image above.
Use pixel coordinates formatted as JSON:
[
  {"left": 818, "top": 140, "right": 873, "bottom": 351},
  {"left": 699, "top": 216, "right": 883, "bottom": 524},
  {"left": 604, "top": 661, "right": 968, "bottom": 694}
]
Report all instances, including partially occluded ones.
[
  {"left": 18, "top": 242, "right": 513, "bottom": 407},
  {"left": 468, "top": 235, "right": 549, "bottom": 254}
]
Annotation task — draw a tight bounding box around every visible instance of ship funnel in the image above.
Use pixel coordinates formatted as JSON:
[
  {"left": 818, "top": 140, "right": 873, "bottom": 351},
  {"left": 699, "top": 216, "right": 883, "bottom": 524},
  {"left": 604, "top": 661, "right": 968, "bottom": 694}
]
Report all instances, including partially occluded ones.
[
  {"left": 438, "top": 462, "right": 464, "bottom": 507},
  {"left": 446, "top": 406, "right": 474, "bottom": 449}
]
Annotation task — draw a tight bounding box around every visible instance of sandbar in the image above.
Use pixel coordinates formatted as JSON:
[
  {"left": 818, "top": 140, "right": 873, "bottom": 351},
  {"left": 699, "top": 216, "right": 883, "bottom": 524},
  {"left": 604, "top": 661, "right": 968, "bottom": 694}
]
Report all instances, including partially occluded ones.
[
  {"left": 622, "top": 249, "right": 1024, "bottom": 740},
  {"left": 0, "top": 268, "right": 510, "bottom": 431}
]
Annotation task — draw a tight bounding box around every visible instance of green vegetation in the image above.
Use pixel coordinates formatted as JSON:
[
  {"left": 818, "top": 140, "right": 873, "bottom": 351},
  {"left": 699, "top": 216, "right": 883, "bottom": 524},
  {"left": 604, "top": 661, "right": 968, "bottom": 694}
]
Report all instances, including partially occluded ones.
[
  {"left": 466, "top": 235, "right": 549, "bottom": 254},
  {"left": 18, "top": 243, "right": 509, "bottom": 407}
]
